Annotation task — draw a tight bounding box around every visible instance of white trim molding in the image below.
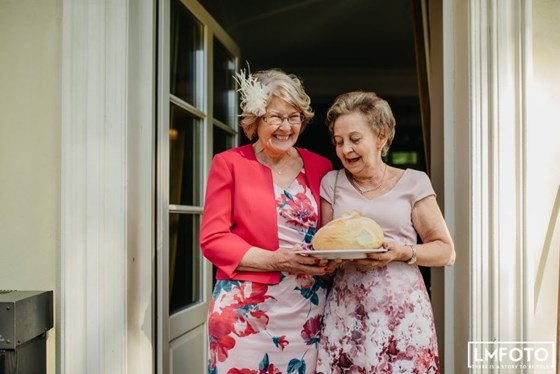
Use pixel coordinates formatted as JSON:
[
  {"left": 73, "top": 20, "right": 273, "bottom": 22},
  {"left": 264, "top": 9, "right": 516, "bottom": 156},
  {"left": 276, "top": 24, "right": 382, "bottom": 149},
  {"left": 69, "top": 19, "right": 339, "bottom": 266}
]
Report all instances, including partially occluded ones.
[
  {"left": 468, "top": 0, "right": 530, "bottom": 357},
  {"left": 126, "top": 1, "right": 156, "bottom": 373},
  {"left": 61, "top": 0, "right": 130, "bottom": 372}
]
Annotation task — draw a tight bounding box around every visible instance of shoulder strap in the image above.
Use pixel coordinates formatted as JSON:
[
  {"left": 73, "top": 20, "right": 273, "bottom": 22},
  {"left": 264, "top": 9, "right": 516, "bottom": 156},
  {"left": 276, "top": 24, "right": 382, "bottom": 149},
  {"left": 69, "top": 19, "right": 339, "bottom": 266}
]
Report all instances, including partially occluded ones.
[{"left": 333, "top": 169, "right": 341, "bottom": 205}]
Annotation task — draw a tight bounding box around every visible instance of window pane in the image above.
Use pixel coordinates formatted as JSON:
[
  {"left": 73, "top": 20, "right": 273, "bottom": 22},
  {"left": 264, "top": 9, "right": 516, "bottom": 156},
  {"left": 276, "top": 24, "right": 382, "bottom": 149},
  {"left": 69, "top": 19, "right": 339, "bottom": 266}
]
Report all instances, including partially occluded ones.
[
  {"left": 213, "top": 38, "right": 236, "bottom": 124},
  {"left": 169, "top": 213, "right": 201, "bottom": 313},
  {"left": 170, "top": 0, "right": 203, "bottom": 107},
  {"left": 390, "top": 151, "right": 418, "bottom": 166},
  {"left": 169, "top": 103, "right": 201, "bottom": 206},
  {"left": 212, "top": 125, "right": 234, "bottom": 156}
]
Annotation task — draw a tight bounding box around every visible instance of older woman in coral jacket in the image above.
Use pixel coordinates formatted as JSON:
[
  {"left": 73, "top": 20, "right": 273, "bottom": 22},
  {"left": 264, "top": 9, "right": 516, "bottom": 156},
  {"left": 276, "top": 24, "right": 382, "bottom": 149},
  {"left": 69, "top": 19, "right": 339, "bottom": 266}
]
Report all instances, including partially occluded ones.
[{"left": 200, "top": 68, "right": 332, "bottom": 374}]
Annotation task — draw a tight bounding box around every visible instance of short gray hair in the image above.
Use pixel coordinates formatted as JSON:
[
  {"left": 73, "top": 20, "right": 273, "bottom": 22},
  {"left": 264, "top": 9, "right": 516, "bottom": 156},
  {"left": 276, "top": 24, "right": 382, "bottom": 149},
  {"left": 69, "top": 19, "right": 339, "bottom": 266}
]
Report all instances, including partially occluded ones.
[{"left": 326, "top": 91, "right": 396, "bottom": 156}]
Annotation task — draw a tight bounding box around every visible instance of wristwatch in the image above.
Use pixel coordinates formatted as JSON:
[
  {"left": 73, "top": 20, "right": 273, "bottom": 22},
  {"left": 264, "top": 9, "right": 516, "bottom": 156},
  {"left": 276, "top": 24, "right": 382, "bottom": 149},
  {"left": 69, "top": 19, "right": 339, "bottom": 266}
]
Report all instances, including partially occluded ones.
[{"left": 406, "top": 244, "right": 417, "bottom": 265}]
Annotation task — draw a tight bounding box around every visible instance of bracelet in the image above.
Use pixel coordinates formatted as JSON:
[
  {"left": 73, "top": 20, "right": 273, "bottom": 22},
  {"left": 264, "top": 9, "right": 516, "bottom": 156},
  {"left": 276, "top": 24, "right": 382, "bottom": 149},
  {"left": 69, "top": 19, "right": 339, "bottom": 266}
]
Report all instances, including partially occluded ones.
[{"left": 406, "top": 244, "right": 417, "bottom": 265}]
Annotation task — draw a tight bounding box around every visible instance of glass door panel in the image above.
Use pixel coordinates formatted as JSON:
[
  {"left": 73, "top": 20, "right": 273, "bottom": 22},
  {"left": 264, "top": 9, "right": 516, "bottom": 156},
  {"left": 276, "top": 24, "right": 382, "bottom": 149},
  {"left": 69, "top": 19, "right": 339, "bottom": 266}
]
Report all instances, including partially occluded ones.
[
  {"left": 212, "top": 125, "right": 235, "bottom": 156},
  {"left": 169, "top": 103, "right": 201, "bottom": 207},
  {"left": 170, "top": 0, "right": 203, "bottom": 108},
  {"left": 213, "top": 38, "right": 236, "bottom": 125},
  {"left": 169, "top": 212, "right": 201, "bottom": 313}
]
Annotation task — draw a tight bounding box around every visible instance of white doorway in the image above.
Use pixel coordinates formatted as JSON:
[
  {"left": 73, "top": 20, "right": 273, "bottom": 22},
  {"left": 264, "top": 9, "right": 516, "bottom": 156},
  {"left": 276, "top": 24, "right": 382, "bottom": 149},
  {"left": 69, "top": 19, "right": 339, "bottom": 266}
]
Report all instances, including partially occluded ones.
[{"left": 156, "top": 1, "right": 240, "bottom": 372}]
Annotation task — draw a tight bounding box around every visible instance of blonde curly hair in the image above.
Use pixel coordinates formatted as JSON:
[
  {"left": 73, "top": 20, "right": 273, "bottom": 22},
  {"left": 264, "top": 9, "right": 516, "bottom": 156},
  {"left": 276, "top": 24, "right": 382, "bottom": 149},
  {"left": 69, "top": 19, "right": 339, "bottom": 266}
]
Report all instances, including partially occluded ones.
[{"left": 236, "top": 68, "right": 314, "bottom": 140}]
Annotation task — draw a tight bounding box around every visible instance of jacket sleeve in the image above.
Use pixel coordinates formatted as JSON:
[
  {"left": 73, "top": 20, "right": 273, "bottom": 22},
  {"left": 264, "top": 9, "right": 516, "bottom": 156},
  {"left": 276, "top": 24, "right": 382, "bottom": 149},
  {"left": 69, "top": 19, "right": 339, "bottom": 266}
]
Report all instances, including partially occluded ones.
[{"left": 200, "top": 154, "right": 252, "bottom": 278}]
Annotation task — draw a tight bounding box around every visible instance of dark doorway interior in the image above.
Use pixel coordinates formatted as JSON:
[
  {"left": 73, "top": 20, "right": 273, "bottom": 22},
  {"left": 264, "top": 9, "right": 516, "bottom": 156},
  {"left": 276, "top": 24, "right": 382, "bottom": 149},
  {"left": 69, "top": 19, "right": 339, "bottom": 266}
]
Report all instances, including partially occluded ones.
[{"left": 199, "top": 0, "right": 425, "bottom": 166}]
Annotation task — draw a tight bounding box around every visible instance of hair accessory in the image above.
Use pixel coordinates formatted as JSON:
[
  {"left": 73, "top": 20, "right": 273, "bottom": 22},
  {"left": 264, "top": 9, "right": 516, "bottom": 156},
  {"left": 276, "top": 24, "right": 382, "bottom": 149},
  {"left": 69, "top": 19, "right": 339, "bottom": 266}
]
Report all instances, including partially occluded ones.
[{"left": 233, "top": 68, "right": 270, "bottom": 116}]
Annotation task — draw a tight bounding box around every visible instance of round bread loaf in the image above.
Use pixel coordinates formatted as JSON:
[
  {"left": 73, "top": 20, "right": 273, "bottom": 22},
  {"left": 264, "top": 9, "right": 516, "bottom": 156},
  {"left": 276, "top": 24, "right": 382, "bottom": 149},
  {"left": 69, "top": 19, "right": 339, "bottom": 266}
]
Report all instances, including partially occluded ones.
[{"left": 312, "top": 210, "right": 384, "bottom": 250}]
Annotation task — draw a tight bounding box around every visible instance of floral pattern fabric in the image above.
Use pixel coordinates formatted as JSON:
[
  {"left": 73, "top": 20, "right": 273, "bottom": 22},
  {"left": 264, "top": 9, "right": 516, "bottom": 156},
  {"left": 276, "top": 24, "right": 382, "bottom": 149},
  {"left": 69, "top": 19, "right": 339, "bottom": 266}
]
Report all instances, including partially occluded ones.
[
  {"left": 316, "top": 262, "right": 439, "bottom": 374},
  {"left": 208, "top": 171, "right": 328, "bottom": 374},
  {"left": 316, "top": 169, "right": 440, "bottom": 373}
]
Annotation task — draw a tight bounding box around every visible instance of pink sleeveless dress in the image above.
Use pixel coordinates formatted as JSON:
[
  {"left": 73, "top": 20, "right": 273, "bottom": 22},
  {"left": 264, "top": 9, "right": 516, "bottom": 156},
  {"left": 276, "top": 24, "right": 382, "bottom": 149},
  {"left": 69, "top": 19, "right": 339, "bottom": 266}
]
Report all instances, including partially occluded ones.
[
  {"left": 316, "top": 168, "right": 440, "bottom": 373},
  {"left": 207, "top": 170, "right": 329, "bottom": 374}
]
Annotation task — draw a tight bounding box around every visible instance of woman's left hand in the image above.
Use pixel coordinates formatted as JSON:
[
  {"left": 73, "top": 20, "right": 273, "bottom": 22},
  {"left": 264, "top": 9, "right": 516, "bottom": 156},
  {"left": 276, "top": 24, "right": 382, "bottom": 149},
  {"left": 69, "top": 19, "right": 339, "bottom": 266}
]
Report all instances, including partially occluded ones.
[{"left": 353, "top": 242, "right": 404, "bottom": 269}]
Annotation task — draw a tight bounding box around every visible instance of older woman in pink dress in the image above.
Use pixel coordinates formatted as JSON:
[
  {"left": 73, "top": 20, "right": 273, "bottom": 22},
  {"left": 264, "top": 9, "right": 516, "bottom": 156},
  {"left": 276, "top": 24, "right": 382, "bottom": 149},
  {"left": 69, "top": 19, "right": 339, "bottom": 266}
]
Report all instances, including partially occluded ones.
[
  {"left": 316, "top": 91, "right": 455, "bottom": 373},
  {"left": 201, "top": 68, "right": 334, "bottom": 374}
]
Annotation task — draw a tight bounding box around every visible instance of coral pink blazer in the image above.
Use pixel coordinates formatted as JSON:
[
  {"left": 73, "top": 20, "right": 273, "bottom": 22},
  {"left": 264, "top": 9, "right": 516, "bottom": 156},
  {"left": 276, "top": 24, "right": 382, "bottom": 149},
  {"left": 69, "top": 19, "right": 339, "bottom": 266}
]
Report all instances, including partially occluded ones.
[{"left": 200, "top": 144, "right": 332, "bottom": 284}]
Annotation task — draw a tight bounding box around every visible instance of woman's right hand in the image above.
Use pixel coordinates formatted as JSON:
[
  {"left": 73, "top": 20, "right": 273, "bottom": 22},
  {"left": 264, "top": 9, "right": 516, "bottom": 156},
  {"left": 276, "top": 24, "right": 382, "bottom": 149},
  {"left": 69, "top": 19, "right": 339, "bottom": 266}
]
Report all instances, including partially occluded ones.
[
  {"left": 271, "top": 245, "right": 332, "bottom": 276},
  {"left": 237, "top": 245, "right": 342, "bottom": 276}
]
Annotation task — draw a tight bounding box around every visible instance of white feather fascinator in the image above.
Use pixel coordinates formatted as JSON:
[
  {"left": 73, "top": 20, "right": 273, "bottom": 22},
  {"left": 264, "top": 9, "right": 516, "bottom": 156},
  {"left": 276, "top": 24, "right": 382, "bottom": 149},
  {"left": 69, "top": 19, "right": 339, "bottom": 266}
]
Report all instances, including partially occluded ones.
[{"left": 233, "top": 68, "right": 270, "bottom": 117}]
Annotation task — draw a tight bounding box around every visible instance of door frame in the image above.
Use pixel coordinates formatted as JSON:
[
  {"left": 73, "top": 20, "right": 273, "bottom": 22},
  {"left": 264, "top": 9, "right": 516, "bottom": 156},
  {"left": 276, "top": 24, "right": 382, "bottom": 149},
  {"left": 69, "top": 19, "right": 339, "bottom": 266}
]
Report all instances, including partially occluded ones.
[{"left": 155, "top": 1, "right": 240, "bottom": 372}]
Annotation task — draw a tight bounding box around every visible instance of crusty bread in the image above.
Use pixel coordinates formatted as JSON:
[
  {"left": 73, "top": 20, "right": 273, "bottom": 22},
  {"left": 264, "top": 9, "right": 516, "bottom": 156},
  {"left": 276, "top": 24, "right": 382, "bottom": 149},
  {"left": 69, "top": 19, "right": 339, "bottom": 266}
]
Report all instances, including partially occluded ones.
[{"left": 312, "top": 210, "right": 384, "bottom": 250}]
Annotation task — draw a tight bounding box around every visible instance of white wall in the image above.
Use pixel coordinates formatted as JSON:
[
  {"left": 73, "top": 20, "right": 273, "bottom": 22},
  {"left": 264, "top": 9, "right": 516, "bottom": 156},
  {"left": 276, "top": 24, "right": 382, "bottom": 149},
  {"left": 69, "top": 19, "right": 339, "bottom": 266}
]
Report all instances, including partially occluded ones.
[
  {"left": 0, "top": 1, "right": 61, "bottom": 373},
  {"left": 530, "top": 0, "right": 560, "bottom": 347}
]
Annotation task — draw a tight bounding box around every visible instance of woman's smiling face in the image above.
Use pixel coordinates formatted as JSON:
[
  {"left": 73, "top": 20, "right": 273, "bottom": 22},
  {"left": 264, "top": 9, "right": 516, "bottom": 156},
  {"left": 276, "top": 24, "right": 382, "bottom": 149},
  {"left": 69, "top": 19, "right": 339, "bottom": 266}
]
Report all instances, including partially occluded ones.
[
  {"left": 332, "top": 112, "right": 382, "bottom": 175},
  {"left": 256, "top": 96, "right": 302, "bottom": 156}
]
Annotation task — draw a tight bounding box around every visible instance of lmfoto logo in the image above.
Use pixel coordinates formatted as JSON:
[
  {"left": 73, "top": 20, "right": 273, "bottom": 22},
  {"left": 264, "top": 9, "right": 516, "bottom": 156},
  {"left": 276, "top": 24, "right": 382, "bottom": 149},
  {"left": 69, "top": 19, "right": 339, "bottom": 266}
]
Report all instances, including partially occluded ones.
[{"left": 468, "top": 341, "right": 555, "bottom": 370}]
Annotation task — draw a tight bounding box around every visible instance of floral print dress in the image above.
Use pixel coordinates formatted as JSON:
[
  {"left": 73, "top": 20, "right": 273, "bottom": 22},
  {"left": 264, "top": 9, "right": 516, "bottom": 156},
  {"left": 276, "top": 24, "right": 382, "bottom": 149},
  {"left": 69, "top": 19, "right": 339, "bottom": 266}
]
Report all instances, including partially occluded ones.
[
  {"left": 208, "top": 171, "right": 329, "bottom": 374},
  {"left": 316, "top": 169, "right": 440, "bottom": 374}
]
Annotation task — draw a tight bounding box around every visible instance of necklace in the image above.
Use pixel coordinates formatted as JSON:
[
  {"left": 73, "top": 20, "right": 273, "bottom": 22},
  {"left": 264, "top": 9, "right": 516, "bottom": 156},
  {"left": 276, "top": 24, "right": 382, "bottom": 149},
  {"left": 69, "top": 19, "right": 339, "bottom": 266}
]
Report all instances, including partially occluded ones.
[
  {"left": 254, "top": 145, "right": 295, "bottom": 175},
  {"left": 349, "top": 164, "right": 388, "bottom": 194},
  {"left": 269, "top": 162, "right": 288, "bottom": 175}
]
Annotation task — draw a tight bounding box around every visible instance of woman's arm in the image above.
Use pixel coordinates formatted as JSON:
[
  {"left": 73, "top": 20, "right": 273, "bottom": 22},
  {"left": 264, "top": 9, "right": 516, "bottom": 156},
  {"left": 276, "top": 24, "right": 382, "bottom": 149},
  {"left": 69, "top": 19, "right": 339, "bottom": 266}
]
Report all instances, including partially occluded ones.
[
  {"left": 359, "top": 195, "right": 455, "bottom": 268},
  {"left": 320, "top": 198, "right": 334, "bottom": 226},
  {"left": 410, "top": 195, "right": 456, "bottom": 266},
  {"left": 200, "top": 154, "right": 253, "bottom": 277},
  {"left": 237, "top": 246, "right": 328, "bottom": 275},
  {"left": 238, "top": 194, "right": 333, "bottom": 275}
]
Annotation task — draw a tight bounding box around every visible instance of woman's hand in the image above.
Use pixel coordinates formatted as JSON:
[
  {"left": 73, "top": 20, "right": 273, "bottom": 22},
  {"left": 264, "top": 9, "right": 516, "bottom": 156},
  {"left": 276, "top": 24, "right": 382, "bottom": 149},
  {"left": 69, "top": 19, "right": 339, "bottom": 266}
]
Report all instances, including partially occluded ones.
[
  {"left": 270, "top": 245, "right": 334, "bottom": 276},
  {"left": 324, "top": 259, "right": 345, "bottom": 274},
  {"left": 353, "top": 242, "right": 409, "bottom": 269},
  {"left": 238, "top": 245, "right": 346, "bottom": 276}
]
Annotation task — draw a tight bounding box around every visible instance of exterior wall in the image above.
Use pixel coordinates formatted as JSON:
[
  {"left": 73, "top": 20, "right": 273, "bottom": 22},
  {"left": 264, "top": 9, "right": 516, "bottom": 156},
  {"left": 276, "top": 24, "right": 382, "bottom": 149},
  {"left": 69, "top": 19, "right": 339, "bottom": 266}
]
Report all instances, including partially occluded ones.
[
  {"left": 530, "top": 0, "right": 560, "bottom": 349},
  {"left": 0, "top": 1, "right": 62, "bottom": 373}
]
